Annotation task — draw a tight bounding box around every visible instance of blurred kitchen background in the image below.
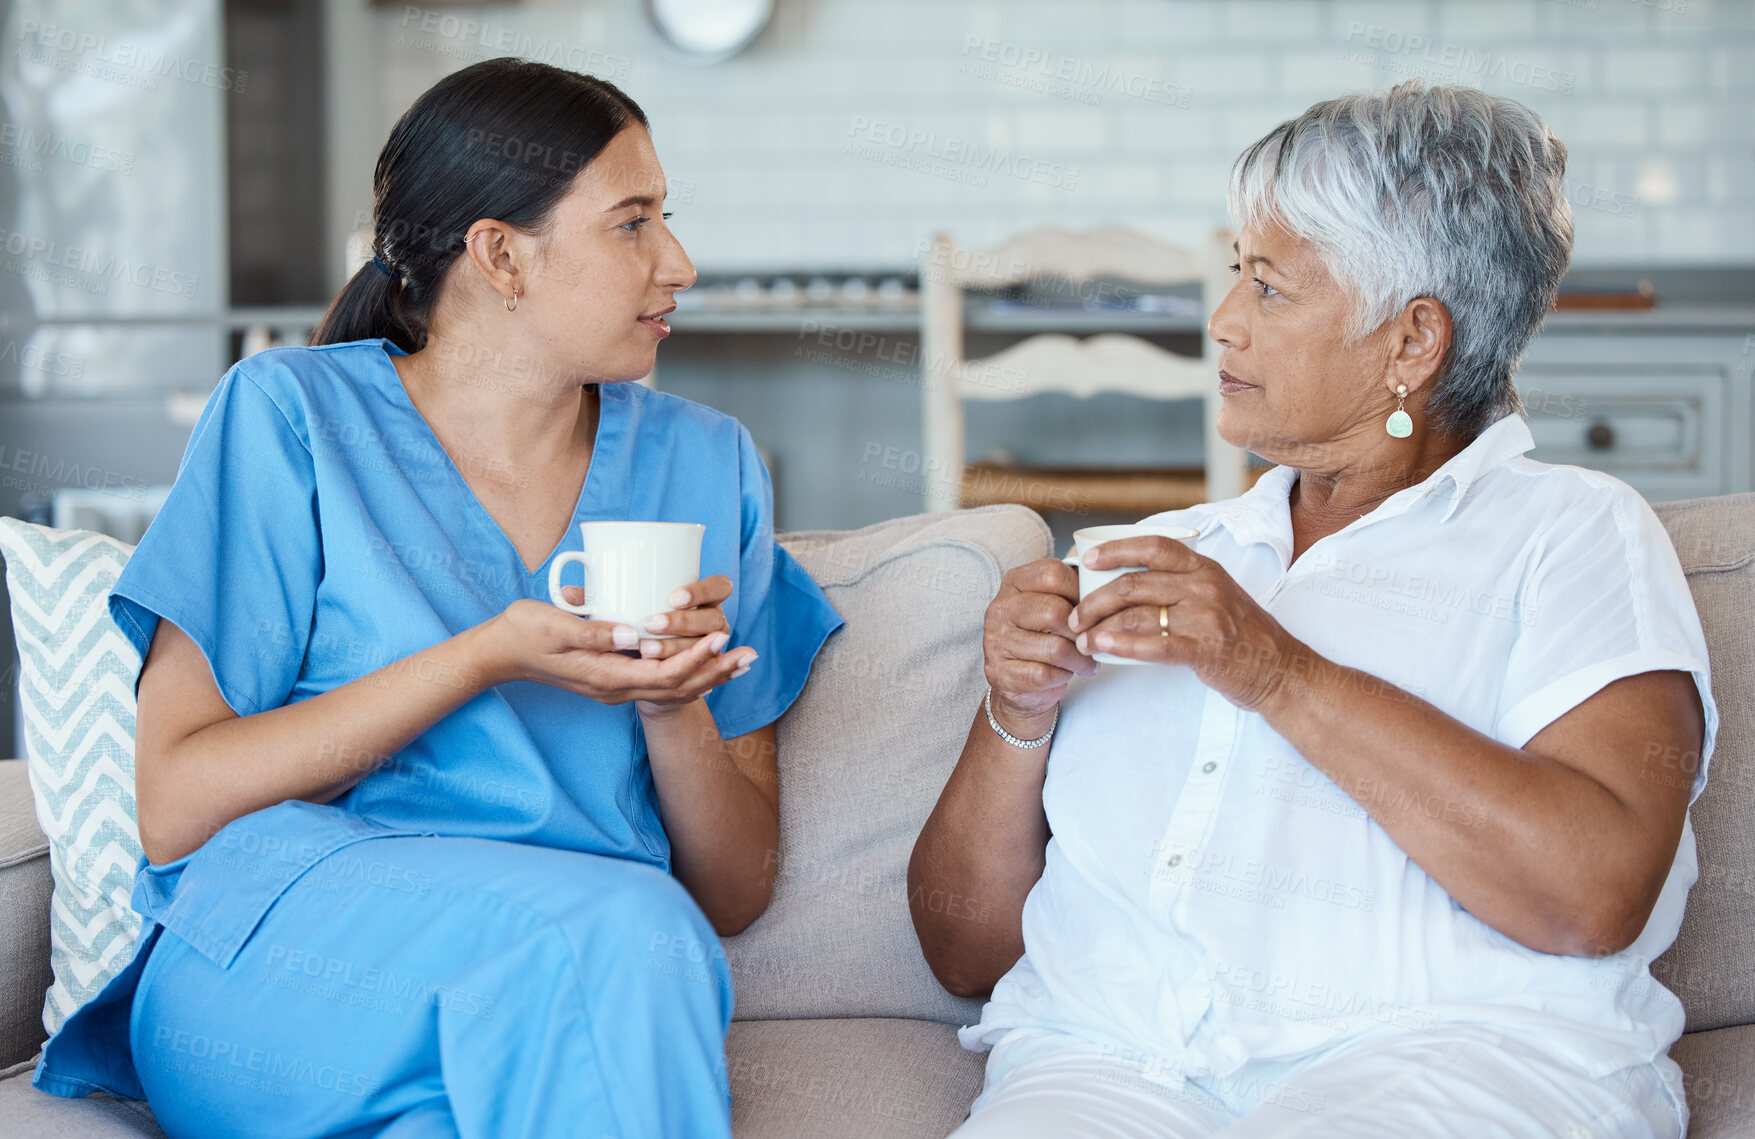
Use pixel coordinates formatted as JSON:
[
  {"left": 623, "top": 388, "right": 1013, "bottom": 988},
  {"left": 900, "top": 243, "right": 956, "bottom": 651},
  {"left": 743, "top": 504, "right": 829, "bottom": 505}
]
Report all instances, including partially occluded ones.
[{"left": 1, "top": 0, "right": 1752, "bottom": 748}]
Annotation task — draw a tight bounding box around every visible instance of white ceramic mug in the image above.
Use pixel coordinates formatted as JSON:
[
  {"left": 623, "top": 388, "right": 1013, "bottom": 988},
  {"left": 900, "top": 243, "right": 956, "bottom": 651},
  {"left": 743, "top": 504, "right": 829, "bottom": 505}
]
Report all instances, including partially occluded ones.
[
  {"left": 1063, "top": 523, "right": 1200, "bottom": 665},
  {"left": 547, "top": 521, "right": 705, "bottom": 633}
]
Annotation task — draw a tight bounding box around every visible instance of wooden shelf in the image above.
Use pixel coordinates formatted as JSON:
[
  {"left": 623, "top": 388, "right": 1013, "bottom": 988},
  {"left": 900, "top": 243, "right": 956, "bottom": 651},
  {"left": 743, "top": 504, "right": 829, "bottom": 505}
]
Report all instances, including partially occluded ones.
[{"left": 958, "top": 463, "right": 1270, "bottom": 516}]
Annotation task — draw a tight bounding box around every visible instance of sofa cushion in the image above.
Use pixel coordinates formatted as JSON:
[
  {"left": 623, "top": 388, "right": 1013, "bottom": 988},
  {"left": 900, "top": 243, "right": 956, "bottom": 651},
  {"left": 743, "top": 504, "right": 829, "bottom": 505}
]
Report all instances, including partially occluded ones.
[
  {"left": 1, "top": 1018, "right": 989, "bottom": 1139},
  {"left": 0, "top": 1057, "right": 165, "bottom": 1138},
  {"left": 727, "top": 506, "right": 1051, "bottom": 1025},
  {"left": 0, "top": 762, "right": 53, "bottom": 1068},
  {"left": 728, "top": 1018, "right": 984, "bottom": 1138},
  {"left": 1669, "top": 1024, "right": 1755, "bottom": 1139},
  {"left": 0, "top": 520, "right": 145, "bottom": 1037},
  {"left": 0, "top": 1026, "right": 1745, "bottom": 1139},
  {"left": 1652, "top": 494, "right": 1755, "bottom": 1033}
]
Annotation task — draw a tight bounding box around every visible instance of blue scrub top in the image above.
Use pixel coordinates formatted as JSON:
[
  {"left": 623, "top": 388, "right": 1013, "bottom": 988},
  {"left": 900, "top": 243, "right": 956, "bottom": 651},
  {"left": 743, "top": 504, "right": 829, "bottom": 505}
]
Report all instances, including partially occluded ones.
[{"left": 109, "top": 338, "right": 843, "bottom": 872}]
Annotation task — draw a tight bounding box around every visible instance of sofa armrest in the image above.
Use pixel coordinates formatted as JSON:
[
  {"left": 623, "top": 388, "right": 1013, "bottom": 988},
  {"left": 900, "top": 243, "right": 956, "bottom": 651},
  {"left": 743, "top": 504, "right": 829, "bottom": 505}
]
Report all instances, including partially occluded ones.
[{"left": 0, "top": 761, "right": 51, "bottom": 1067}]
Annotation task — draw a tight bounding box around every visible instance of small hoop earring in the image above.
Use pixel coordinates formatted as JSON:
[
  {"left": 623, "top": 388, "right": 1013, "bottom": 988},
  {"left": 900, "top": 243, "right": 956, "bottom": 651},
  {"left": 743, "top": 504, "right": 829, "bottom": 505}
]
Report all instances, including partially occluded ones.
[
  {"left": 1386, "top": 383, "right": 1412, "bottom": 438},
  {"left": 505, "top": 287, "right": 519, "bottom": 313}
]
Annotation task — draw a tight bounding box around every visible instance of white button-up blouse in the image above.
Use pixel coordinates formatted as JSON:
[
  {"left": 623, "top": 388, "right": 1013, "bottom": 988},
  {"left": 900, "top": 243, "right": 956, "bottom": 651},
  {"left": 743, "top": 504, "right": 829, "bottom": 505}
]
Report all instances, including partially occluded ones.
[{"left": 959, "top": 413, "right": 1720, "bottom": 1090}]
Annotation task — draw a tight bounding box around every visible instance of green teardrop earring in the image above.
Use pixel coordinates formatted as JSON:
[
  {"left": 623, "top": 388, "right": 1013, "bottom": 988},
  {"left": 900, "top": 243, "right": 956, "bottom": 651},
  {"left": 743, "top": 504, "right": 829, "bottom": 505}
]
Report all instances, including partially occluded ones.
[{"left": 1386, "top": 383, "right": 1413, "bottom": 438}]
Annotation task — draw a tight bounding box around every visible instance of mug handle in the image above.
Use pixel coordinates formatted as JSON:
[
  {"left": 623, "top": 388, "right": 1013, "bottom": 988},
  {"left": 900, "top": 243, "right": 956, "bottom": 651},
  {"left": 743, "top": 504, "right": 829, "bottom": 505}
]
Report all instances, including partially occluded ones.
[{"left": 547, "top": 550, "right": 593, "bottom": 615}]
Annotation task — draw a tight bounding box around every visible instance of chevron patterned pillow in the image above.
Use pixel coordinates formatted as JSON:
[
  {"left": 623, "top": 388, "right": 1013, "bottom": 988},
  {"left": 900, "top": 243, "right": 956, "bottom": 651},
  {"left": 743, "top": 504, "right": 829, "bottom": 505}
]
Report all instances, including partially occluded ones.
[{"left": 0, "top": 517, "right": 143, "bottom": 1037}]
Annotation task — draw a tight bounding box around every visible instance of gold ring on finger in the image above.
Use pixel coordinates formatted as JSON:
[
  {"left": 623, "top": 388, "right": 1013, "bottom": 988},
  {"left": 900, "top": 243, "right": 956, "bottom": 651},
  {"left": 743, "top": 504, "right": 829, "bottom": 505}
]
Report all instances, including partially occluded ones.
[{"left": 1159, "top": 605, "right": 1170, "bottom": 636}]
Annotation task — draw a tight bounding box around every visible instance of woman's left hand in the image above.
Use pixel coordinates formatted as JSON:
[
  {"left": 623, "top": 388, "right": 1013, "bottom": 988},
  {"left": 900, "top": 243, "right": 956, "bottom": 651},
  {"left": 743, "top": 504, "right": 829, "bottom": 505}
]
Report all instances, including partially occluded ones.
[
  {"left": 555, "top": 575, "right": 734, "bottom": 662},
  {"left": 1067, "top": 535, "right": 1314, "bottom": 711}
]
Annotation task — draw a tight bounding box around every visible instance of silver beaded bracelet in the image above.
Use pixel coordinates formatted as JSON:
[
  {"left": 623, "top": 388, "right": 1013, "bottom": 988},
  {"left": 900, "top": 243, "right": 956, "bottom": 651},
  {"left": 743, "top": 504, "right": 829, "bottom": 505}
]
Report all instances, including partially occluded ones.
[{"left": 984, "top": 687, "right": 1058, "bottom": 749}]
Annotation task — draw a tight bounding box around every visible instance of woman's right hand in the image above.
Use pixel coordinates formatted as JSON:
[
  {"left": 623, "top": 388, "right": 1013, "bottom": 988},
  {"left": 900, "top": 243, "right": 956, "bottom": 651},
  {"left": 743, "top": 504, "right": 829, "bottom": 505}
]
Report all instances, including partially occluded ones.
[
  {"left": 477, "top": 598, "right": 754, "bottom": 706},
  {"left": 982, "top": 558, "right": 1097, "bottom": 738}
]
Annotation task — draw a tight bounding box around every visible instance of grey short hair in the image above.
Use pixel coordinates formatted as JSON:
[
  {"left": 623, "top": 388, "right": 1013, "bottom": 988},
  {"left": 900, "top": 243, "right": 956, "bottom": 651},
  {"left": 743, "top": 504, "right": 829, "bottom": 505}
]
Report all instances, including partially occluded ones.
[{"left": 1228, "top": 81, "right": 1573, "bottom": 438}]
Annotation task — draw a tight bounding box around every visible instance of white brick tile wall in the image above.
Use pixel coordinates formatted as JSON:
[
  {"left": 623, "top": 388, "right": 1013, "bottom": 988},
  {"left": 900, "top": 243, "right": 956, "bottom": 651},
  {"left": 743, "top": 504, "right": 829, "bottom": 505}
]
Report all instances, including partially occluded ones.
[
  {"left": 1658, "top": 101, "right": 1755, "bottom": 145},
  {"left": 1601, "top": 47, "right": 1713, "bottom": 92},
  {"left": 1720, "top": 152, "right": 1755, "bottom": 194},
  {"left": 1708, "top": 45, "right": 1755, "bottom": 89},
  {"left": 1438, "top": 0, "right": 1545, "bottom": 38},
  {"left": 1539, "top": 0, "right": 1653, "bottom": 36},
  {"left": 1662, "top": 0, "right": 1729, "bottom": 22},
  {"left": 1339, "top": 2, "right": 1438, "bottom": 39},
  {"left": 1094, "top": 163, "right": 1165, "bottom": 203},
  {"left": 1221, "top": 1, "right": 1333, "bottom": 40},
  {"left": 1014, "top": 109, "right": 1113, "bottom": 152},
  {"left": 355, "top": 0, "right": 1755, "bottom": 271},
  {"left": 1176, "top": 52, "right": 1274, "bottom": 97},
  {"left": 1546, "top": 101, "right": 1655, "bottom": 146},
  {"left": 1279, "top": 47, "right": 1378, "bottom": 97},
  {"left": 1634, "top": 0, "right": 1732, "bottom": 32},
  {"left": 1704, "top": 154, "right": 1732, "bottom": 201},
  {"left": 1126, "top": 0, "right": 1223, "bottom": 45},
  {"left": 1337, "top": 15, "right": 1436, "bottom": 55},
  {"left": 1571, "top": 212, "right": 1653, "bottom": 262},
  {"left": 1218, "top": 105, "right": 1312, "bottom": 148},
  {"left": 1162, "top": 157, "right": 1239, "bottom": 204},
  {"left": 1652, "top": 206, "right": 1754, "bottom": 260}
]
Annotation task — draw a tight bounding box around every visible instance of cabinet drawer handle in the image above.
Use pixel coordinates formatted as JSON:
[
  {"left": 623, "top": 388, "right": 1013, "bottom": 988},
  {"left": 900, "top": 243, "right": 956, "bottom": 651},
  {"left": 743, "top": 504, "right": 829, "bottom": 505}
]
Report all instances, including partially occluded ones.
[{"left": 1586, "top": 421, "right": 1616, "bottom": 451}]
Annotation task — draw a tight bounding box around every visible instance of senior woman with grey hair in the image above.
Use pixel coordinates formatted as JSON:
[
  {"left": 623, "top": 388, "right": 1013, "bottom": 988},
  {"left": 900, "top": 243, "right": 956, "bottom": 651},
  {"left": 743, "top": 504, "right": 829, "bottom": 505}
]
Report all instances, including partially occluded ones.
[{"left": 910, "top": 80, "right": 1715, "bottom": 1139}]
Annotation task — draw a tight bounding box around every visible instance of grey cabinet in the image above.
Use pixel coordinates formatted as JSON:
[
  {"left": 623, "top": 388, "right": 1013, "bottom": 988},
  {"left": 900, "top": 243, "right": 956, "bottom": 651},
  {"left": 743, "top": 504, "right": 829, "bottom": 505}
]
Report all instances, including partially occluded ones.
[{"left": 1516, "top": 322, "right": 1753, "bottom": 502}]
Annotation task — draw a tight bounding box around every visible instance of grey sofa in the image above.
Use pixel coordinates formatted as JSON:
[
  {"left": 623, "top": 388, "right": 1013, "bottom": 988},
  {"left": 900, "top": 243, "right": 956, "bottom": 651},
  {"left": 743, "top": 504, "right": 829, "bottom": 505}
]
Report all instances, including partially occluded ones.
[{"left": 0, "top": 500, "right": 1751, "bottom": 1137}]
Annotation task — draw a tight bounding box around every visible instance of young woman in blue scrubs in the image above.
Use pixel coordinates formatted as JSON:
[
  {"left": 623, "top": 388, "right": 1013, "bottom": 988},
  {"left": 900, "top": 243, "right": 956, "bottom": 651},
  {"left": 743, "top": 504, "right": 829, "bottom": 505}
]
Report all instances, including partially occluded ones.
[{"left": 32, "top": 58, "right": 842, "bottom": 1138}]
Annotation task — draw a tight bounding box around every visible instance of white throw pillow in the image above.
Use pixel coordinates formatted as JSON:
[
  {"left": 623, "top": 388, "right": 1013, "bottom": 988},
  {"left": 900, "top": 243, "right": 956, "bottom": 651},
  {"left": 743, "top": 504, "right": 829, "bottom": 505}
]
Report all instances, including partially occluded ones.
[{"left": 0, "top": 518, "right": 143, "bottom": 1035}]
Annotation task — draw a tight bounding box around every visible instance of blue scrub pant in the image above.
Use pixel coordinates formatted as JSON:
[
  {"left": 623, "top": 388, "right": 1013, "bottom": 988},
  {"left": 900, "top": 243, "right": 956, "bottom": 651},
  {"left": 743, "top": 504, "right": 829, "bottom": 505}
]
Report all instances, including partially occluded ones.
[{"left": 126, "top": 834, "right": 734, "bottom": 1139}]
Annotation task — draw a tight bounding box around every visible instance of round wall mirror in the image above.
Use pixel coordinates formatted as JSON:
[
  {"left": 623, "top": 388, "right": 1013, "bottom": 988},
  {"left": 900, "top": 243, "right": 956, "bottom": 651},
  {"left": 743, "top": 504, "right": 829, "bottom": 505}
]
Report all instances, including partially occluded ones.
[{"left": 643, "top": 0, "right": 775, "bottom": 65}]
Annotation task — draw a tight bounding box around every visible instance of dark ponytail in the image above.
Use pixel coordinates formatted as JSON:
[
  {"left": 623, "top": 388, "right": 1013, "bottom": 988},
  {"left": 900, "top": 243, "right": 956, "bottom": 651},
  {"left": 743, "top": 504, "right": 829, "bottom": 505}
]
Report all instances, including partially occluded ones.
[{"left": 313, "top": 58, "right": 648, "bottom": 351}]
